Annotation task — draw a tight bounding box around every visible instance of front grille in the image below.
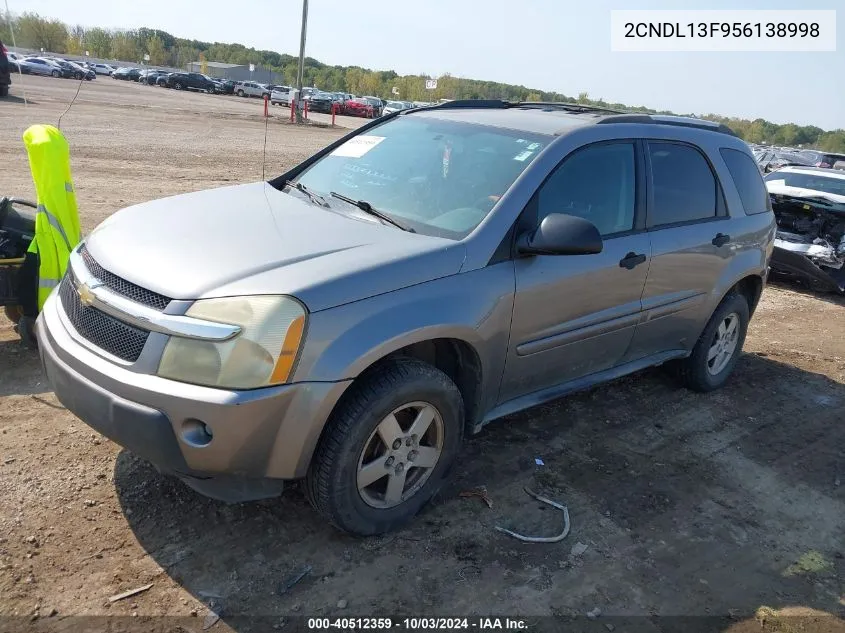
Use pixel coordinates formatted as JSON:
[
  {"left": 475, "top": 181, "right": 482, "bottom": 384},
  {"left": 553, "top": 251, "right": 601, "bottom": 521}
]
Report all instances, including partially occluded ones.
[
  {"left": 79, "top": 244, "right": 171, "bottom": 311},
  {"left": 59, "top": 271, "right": 150, "bottom": 363}
]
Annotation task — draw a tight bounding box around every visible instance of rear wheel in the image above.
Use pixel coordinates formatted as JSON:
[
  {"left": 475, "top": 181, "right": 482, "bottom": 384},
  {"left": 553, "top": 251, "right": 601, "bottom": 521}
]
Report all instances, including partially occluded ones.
[
  {"left": 237, "top": 89, "right": 245, "bottom": 97},
  {"left": 305, "top": 358, "right": 464, "bottom": 535},
  {"left": 51, "top": 70, "right": 60, "bottom": 78},
  {"left": 174, "top": 82, "right": 183, "bottom": 90},
  {"left": 675, "top": 292, "right": 749, "bottom": 392}
]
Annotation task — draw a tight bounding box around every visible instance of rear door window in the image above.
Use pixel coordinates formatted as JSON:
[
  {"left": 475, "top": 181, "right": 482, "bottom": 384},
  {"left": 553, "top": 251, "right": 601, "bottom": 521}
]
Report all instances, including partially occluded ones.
[
  {"left": 720, "top": 148, "right": 771, "bottom": 215},
  {"left": 648, "top": 142, "right": 717, "bottom": 226}
]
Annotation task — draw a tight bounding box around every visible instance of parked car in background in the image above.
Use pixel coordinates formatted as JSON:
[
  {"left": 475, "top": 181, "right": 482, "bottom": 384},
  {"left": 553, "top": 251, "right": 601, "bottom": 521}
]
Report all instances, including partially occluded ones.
[
  {"left": 155, "top": 72, "right": 171, "bottom": 87},
  {"left": 383, "top": 100, "right": 414, "bottom": 115},
  {"left": 16, "top": 57, "right": 64, "bottom": 77},
  {"left": 62, "top": 60, "right": 95, "bottom": 80},
  {"left": 343, "top": 97, "right": 375, "bottom": 118},
  {"left": 140, "top": 70, "right": 169, "bottom": 85},
  {"left": 6, "top": 51, "right": 23, "bottom": 66},
  {"left": 36, "top": 102, "right": 774, "bottom": 536},
  {"left": 217, "top": 78, "right": 236, "bottom": 94},
  {"left": 270, "top": 86, "right": 292, "bottom": 105},
  {"left": 360, "top": 96, "right": 384, "bottom": 117},
  {"left": 307, "top": 91, "right": 340, "bottom": 113},
  {"left": 765, "top": 166, "right": 845, "bottom": 292},
  {"left": 0, "top": 41, "right": 10, "bottom": 97},
  {"left": 165, "top": 71, "right": 217, "bottom": 92},
  {"left": 112, "top": 67, "right": 142, "bottom": 81},
  {"left": 90, "top": 63, "right": 115, "bottom": 75},
  {"left": 754, "top": 149, "right": 813, "bottom": 174},
  {"left": 798, "top": 150, "right": 845, "bottom": 169},
  {"left": 46, "top": 58, "right": 79, "bottom": 78},
  {"left": 234, "top": 81, "right": 270, "bottom": 98}
]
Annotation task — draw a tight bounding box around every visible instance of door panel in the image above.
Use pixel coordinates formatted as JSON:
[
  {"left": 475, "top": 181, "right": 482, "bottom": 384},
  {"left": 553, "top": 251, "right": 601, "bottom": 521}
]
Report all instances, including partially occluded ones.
[
  {"left": 499, "top": 233, "right": 650, "bottom": 403},
  {"left": 625, "top": 221, "right": 733, "bottom": 360},
  {"left": 624, "top": 140, "right": 734, "bottom": 361}
]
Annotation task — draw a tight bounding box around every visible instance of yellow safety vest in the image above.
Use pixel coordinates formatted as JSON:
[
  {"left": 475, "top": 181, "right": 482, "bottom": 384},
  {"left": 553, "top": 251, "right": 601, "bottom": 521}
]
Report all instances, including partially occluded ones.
[{"left": 23, "top": 124, "right": 81, "bottom": 310}]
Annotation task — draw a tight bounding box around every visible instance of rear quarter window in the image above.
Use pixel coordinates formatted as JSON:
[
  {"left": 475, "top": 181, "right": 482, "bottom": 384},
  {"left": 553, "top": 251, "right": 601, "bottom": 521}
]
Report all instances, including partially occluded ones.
[{"left": 720, "top": 148, "right": 771, "bottom": 215}]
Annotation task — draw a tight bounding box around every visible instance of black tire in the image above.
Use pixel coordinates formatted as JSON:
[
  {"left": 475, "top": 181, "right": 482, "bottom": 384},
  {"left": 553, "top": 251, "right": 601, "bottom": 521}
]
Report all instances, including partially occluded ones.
[
  {"left": 305, "top": 358, "right": 464, "bottom": 536},
  {"left": 75, "top": 72, "right": 83, "bottom": 80},
  {"left": 675, "top": 292, "right": 750, "bottom": 392},
  {"left": 51, "top": 70, "right": 60, "bottom": 78},
  {"left": 0, "top": 84, "right": 8, "bottom": 98},
  {"left": 174, "top": 82, "right": 183, "bottom": 90},
  {"left": 237, "top": 89, "right": 245, "bottom": 97}
]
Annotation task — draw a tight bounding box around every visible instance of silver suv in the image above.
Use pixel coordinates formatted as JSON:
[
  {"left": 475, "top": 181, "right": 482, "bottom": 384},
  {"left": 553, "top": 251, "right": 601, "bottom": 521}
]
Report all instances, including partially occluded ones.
[
  {"left": 234, "top": 81, "right": 269, "bottom": 98},
  {"left": 37, "top": 101, "right": 775, "bottom": 535}
]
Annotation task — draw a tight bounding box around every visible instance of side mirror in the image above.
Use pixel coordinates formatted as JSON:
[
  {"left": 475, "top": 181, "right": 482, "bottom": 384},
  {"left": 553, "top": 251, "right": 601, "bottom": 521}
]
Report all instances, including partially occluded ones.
[{"left": 516, "top": 213, "right": 603, "bottom": 256}]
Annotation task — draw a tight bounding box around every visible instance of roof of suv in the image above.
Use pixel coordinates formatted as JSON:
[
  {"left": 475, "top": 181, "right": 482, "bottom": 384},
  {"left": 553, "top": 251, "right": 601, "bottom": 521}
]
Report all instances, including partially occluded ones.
[{"left": 406, "top": 100, "right": 738, "bottom": 138}]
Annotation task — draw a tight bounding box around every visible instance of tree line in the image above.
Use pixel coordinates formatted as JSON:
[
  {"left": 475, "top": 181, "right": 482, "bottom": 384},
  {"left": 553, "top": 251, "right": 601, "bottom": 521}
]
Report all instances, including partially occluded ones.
[{"left": 3, "top": 12, "right": 843, "bottom": 152}]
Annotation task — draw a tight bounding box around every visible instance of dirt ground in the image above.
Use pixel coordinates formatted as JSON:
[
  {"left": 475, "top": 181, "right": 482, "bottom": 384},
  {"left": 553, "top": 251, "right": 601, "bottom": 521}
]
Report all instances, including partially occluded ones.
[{"left": 0, "top": 76, "right": 843, "bottom": 632}]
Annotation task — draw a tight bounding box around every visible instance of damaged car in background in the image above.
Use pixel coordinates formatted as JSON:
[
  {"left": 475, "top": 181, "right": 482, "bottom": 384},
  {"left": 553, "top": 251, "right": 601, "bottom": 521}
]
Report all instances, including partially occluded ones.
[{"left": 765, "top": 166, "right": 845, "bottom": 292}]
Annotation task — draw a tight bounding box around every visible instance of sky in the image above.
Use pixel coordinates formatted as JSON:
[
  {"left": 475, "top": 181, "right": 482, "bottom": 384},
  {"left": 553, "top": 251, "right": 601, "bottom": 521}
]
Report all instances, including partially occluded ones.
[{"left": 14, "top": 0, "right": 845, "bottom": 130}]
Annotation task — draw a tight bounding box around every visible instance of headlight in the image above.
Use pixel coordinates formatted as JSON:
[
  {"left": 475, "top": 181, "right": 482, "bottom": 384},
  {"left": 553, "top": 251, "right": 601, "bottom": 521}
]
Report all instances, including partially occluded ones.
[{"left": 157, "top": 296, "right": 306, "bottom": 389}]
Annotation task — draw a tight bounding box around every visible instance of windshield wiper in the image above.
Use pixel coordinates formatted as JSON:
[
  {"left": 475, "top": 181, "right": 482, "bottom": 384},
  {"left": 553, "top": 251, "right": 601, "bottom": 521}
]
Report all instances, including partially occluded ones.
[
  {"left": 329, "top": 192, "right": 415, "bottom": 232},
  {"left": 285, "top": 180, "right": 329, "bottom": 207}
]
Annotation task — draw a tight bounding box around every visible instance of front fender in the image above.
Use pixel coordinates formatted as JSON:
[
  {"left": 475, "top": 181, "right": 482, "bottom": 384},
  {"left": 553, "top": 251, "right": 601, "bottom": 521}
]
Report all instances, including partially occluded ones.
[{"left": 294, "top": 262, "right": 516, "bottom": 411}]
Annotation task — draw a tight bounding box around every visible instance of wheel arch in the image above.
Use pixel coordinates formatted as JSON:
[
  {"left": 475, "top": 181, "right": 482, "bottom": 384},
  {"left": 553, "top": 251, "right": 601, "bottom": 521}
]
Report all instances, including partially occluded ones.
[{"left": 297, "top": 334, "right": 486, "bottom": 479}]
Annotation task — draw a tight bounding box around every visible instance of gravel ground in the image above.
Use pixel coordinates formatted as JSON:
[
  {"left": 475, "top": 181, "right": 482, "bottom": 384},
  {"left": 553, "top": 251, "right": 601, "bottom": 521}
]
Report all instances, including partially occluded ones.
[{"left": 0, "top": 75, "right": 843, "bottom": 632}]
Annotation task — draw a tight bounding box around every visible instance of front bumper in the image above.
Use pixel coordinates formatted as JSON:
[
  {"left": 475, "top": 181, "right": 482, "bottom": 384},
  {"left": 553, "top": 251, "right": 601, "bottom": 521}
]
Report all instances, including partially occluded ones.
[
  {"left": 37, "top": 288, "right": 351, "bottom": 501},
  {"left": 770, "top": 244, "right": 845, "bottom": 293}
]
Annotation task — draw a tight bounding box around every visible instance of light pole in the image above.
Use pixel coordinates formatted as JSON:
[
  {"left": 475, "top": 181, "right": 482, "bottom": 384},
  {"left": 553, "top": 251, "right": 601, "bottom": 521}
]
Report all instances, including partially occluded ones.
[{"left": 295, "top": 0, "right": 308, "bottom": 123}]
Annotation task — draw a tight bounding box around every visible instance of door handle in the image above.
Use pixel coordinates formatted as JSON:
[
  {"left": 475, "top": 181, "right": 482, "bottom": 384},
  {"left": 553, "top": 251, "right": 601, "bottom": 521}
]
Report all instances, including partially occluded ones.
[
  {"left": 712, "top": 233, "right": 731, "bottom": 247},
  {"left": 619, "top": 252, "right": 647, "bottom": 269}
]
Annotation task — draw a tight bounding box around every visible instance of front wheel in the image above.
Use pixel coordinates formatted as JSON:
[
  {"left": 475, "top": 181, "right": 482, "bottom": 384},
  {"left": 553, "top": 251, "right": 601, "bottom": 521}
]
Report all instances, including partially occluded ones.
[
  {"left": 305, "top": 358, "right": 464, "bottom": 536},
  {"left": 174, "top": 82, "right": 183, "bottom": 90},
  {"left": 237, "top": 89, "right": 245, "bottom": 97},
  {"left": 51, "top": 70, "right": 60, "bottom": 78},
  {"left": 675, "top": 292, "right": 750, "bottom": 392}
]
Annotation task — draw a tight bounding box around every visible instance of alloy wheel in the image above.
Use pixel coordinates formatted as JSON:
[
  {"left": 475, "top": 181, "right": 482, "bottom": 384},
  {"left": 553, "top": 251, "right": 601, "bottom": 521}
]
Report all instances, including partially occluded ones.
[
  {"left": 707, "top": 312, "right": 740, "bottom": 375},
  {"left": 356, "top": 401, "right": 444, "bottom": 509}
]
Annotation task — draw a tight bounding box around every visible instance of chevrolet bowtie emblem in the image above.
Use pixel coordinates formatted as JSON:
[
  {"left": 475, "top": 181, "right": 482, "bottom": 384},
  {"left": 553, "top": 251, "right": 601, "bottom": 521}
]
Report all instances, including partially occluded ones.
[{"left": 77, "top": 282, "right": 96, "bottom": 306}]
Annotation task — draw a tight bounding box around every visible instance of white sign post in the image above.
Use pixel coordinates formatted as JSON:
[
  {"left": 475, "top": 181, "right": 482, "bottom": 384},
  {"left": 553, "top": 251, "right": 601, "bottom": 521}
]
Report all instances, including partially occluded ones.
[
  {"left": 143, "top": 53, "right": 150, "bottom": 64},
  {"left": 425, "top": 79, "right": 437, "bottom": 90},
  {"left": 391, "top": 86, "right": 399, "bottom": 96},
  {"left": 249, "top": 63, "right": 255, "bottom": 80}
]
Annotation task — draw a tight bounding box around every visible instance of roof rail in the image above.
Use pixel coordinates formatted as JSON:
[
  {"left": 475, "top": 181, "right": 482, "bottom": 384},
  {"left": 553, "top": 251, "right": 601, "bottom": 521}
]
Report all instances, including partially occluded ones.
[
  {"left": 597, "top": 113, "right": 738, "bottom": 137},
  {"left": 412, "top": 100, "right": 625, "bottom": 114},
  {"left": 516, "top": 102, "right": 626, "bottom": 115}
]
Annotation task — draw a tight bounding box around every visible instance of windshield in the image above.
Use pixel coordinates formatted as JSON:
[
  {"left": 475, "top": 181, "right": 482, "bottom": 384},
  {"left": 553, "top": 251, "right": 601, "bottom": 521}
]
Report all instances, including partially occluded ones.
[
  {"left": 294, "top": 115, "right": 549, "bottom": 239},
  {"left": 765, "top": 171, "right": 845, "bottom": 197}
]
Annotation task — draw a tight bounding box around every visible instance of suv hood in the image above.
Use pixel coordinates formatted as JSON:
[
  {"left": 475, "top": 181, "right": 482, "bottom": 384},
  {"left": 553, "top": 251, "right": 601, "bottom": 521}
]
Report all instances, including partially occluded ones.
[{"left": 84, "top": 182, "right": 465, "bottom": 312}]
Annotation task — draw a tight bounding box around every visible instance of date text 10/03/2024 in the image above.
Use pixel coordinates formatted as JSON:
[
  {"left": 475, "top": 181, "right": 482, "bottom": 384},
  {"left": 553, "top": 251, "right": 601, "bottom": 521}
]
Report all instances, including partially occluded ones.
[{"left": 307, "top": 618, "right": 528, "bottom": 630}]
